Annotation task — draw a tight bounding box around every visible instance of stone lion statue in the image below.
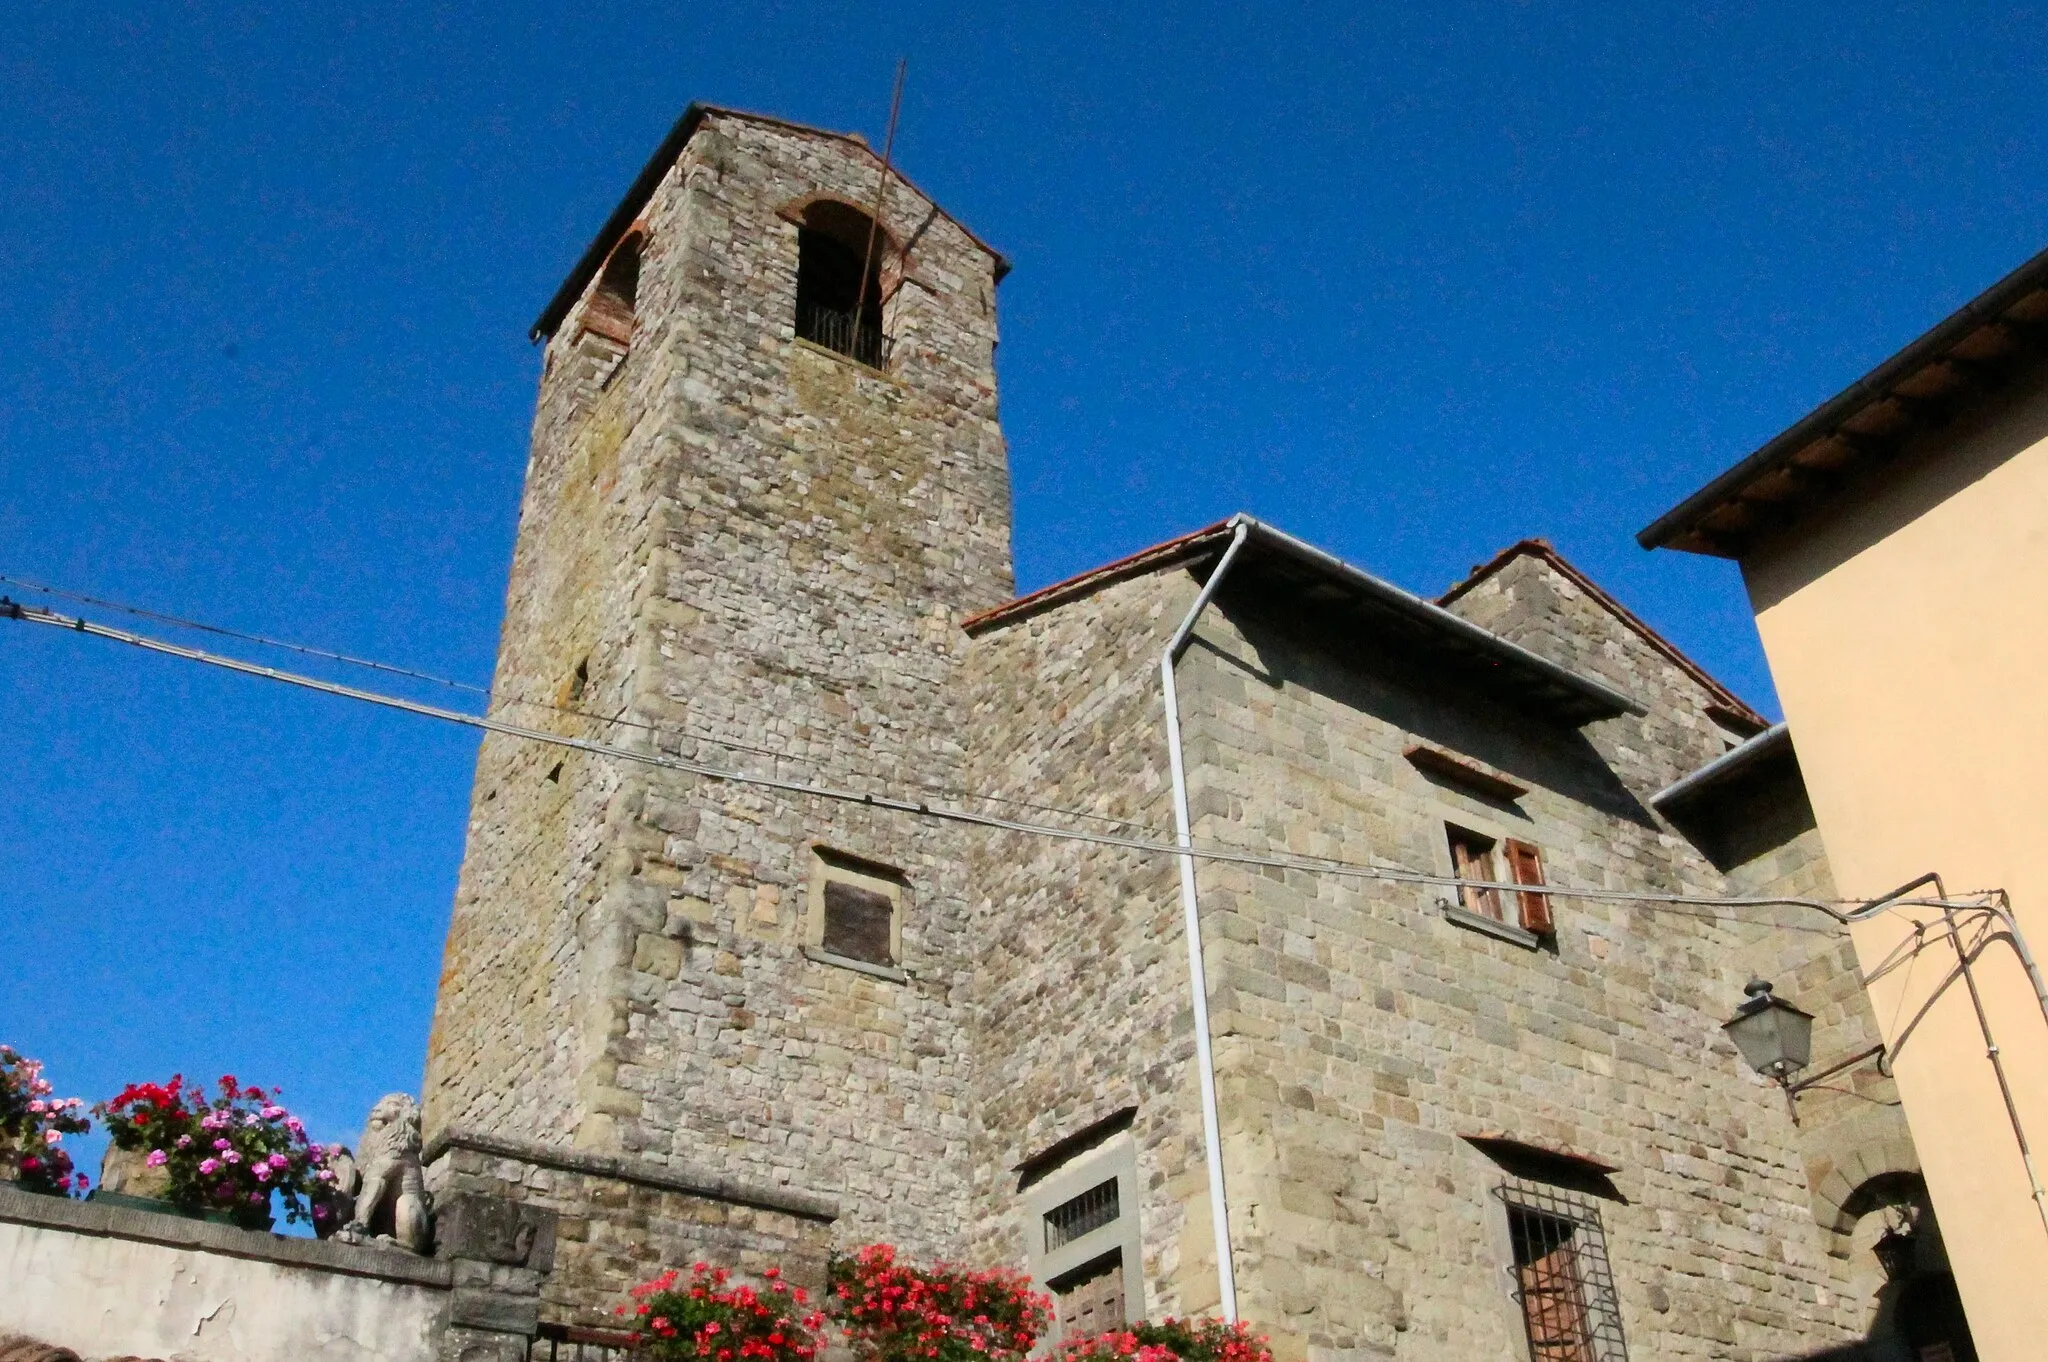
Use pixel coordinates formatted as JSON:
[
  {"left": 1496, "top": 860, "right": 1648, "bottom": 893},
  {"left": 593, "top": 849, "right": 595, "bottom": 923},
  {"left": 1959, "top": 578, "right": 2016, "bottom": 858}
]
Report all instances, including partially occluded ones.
[{"left": 339, "top": 1092, "right": 430, "bottom": 1253}]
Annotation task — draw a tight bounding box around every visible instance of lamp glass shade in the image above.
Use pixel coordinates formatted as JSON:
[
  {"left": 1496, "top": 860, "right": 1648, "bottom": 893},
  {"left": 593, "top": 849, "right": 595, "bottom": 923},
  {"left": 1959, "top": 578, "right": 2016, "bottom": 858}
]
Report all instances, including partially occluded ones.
[{"left": 1723, "top": 994, "right": 1815, "bottom": 1080}]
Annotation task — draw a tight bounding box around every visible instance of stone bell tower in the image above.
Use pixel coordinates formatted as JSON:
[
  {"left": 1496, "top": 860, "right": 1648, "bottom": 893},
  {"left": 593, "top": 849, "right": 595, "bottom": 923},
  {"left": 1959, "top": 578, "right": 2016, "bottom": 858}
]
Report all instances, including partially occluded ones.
[{"left": 420, "top": 105, "right": 1013, "bottom": 1323}]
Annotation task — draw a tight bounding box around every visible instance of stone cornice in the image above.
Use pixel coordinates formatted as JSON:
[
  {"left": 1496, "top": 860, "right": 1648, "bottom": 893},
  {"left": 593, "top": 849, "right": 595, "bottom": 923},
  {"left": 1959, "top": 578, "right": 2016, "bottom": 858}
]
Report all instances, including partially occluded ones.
[{"left": 422, "top": 1127, "right": 838, "bottom": 1224}]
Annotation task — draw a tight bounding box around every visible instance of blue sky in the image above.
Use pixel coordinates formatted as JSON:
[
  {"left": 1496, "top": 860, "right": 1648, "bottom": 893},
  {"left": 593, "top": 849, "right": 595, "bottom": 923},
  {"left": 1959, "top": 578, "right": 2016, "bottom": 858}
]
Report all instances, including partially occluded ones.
[{"left": 6, "top": 1, "right": 2047, "bottom": 1190}]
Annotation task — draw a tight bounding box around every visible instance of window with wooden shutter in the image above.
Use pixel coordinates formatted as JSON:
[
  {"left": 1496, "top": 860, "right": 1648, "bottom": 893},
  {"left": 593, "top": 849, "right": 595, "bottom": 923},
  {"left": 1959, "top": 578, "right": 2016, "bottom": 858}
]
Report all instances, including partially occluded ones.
[
  {"left": 1504, "top": 839, "right": 1553, "bottom": 935},
  {"left": 822, "top": 881, "right": 895, "bottom": 966},
  {"left": 1447, "top": 825, "right": 1504, "bottom": 921},
  {"left": 1019, "top": 1122, "right": 1143, "bottom": 1340},
  {"left": 806, "top": 849, "right": 904, "bottom": 974}
]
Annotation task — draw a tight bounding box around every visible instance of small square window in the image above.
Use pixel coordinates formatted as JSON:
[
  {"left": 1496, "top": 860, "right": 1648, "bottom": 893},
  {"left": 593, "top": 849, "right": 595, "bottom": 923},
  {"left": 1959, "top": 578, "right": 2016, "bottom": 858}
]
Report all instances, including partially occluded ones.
[
  {"left": 822, "top": 880, "right": 894, "bottom": 965},
  {"left": 1448, "top": 825, "right": 1556, "bottom": 936},
  {"left": 806, "top": 848, "right": 903, "bottom": 973}
]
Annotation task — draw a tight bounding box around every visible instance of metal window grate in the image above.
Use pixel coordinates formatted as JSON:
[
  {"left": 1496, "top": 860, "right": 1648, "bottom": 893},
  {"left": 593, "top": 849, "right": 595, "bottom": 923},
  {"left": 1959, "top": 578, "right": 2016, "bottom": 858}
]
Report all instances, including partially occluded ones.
[
  {"left": 1044, "top": 1176, "right": 1120, "bottom": 1252},
  {"left": 1496, "top": 1179, "right": 1628, "bottom": 1362},
  {"left": 795, "top": 299, "right": 892, "bottom": 369},
  {"left": 529, "top": 1321, "right": 638, "bottom": 1362}
]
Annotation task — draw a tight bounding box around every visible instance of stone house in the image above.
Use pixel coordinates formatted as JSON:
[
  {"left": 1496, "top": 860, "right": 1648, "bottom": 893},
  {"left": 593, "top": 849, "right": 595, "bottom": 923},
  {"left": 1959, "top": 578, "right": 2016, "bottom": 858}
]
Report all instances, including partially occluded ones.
[{"left": 417, "top": 104, "right": 1934, "bottom": 1361}]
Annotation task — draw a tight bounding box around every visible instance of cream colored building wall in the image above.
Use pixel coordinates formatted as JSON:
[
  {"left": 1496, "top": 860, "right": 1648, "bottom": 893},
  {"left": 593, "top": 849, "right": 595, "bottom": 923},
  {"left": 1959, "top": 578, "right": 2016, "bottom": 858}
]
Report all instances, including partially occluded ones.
[{"left": 1743, "top": 368, "right": 2048, "bottom": 1362}]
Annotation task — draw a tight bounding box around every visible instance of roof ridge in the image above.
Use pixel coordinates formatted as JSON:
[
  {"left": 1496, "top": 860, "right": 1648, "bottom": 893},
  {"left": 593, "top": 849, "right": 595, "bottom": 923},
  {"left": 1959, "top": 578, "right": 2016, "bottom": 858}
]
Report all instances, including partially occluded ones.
[{"left": 1438, "top": 538, "right": 1766, "bottom": 728}]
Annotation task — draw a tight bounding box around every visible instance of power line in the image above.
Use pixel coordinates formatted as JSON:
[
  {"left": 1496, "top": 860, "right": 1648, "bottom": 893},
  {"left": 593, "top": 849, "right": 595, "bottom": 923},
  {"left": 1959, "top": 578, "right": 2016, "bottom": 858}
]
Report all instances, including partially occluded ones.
[
  {"left": 2, "top": 596, "right": 1936, "bottom": 930},
  {"left": 0, "top": 574, "right": 1153, "bottom": 837},
  {"left": 0, "top": 572, "right": 492, "bottom": 697}
]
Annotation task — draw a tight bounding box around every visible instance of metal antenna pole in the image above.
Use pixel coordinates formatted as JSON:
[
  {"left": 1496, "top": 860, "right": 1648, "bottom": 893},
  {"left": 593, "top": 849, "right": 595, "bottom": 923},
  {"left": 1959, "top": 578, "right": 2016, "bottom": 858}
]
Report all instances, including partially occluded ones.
[{"left": 855, "top": 59, "right": 907, "bottom": 346}]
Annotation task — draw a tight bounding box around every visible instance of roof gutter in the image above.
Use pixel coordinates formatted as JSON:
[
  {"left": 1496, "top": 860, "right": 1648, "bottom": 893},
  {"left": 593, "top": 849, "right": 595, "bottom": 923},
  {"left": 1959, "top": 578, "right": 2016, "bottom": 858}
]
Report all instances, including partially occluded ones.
[{"left": 1649, "top": 722, "right": 1790, "bottom": 812}]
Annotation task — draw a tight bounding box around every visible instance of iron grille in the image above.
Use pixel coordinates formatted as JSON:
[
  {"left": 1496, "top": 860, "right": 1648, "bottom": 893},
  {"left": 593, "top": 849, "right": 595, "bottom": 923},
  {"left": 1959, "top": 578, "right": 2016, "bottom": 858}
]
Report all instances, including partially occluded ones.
[
  {"left": 1496, "top": 1179, "right": 1628, "bottom": 1362},
  {"left": 529, "top": 1321, "right": 639, "bottom": 1362},
  {"left": 795, "top": 299, "right": 892, "bottom": 369},
  {"left": 1044, "top": 1176, "right": 1120, "bottom": 1252}
]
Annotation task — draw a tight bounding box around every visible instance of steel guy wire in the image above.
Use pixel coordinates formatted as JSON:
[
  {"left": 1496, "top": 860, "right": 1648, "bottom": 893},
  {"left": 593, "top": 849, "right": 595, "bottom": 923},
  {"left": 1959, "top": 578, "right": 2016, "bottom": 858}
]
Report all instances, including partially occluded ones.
[{"left": 5, "top": 598, "right": 1977, "bottom": 931}]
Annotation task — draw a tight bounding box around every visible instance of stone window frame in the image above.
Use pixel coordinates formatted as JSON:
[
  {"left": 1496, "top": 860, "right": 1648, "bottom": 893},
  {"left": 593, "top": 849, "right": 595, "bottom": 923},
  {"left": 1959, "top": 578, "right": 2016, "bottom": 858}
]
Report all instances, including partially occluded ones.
[
  {"left": 801, "top": 845, "right": 908, "bottom": 983},
  {"left": 1018, "top": 1128, "right": 1145, "bottom": 1338},
  {"left": 1492, "top": 1178, "right": 1630, "bottom": 1362},
  {"left": 1432, "top": 805, "right": 1548, "bottom": 951}
]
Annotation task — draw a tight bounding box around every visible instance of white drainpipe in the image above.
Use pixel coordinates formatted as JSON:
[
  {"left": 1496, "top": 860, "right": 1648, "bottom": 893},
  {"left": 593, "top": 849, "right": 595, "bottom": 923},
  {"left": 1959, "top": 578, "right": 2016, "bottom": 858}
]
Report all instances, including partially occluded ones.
[{"left": 1160, "top": 514, "right": 1253, "bottom": 1323}]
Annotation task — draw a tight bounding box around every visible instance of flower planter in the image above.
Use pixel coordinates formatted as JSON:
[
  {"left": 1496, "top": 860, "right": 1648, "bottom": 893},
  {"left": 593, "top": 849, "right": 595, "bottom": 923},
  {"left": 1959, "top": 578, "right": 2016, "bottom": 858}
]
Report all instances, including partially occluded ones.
[{"left": 95, "top": 1075, "right": 342, "bottom": 1234}]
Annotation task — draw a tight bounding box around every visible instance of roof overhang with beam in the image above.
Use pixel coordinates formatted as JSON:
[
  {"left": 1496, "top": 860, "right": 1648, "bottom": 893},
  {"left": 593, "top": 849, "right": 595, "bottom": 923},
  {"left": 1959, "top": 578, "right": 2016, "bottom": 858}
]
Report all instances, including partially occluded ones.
[
  {"left": 1639, "top": 242, "right": 2048, "bottom": 559},
  {"left": 965, "top": 515, "right": 1644, "bottom": 727}
]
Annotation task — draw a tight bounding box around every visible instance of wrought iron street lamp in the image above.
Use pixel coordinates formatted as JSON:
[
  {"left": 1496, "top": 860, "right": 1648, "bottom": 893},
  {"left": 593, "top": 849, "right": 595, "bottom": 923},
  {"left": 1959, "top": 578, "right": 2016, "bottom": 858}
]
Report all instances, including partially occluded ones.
[
  {"left": 1723, "top": 977, "right": 1815, "bottom": 1083},
  {"left": 1723, "top": 977, "right": 1888, "bottom": 1126}
]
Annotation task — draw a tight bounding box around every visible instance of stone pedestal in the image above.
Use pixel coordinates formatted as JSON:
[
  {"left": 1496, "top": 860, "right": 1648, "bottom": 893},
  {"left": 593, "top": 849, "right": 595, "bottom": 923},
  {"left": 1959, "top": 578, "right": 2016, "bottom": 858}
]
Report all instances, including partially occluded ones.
[{"left": 434, "top": 1192, "right": 557, "bottom": 1362}]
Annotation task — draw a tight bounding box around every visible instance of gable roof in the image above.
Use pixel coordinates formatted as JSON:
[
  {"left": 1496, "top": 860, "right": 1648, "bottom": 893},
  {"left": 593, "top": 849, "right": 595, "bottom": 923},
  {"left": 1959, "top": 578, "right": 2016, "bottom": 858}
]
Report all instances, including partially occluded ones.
[
  {"left": 530, "top": 102, "right": 1011, "bottom": 342},
  {"left": 964, "top": 515, "right": 1644, "bottom": 725},
  {"left": 1638, "top": 240, "right": 2048, "bottom": 557},
  {"left": 1438, "top": 538, "right": 1767, "bottom": 730}
]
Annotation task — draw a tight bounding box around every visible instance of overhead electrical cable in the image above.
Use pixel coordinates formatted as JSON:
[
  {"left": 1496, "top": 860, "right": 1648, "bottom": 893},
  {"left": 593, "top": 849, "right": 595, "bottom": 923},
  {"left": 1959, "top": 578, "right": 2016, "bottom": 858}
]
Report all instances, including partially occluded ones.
[
  {"left": 2, "top": 595, "right": 1986, "bottom": 931},
  {"left": 0, "top": 574, "right": 1149, "bottom": 835}
]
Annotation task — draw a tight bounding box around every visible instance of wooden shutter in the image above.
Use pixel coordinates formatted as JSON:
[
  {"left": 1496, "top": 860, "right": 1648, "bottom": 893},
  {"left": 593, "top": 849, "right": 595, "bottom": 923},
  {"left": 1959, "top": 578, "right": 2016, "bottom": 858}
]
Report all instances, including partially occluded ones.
[
  {"left": 1505, "top": 839, "right": 1552, "bottom": 935},
  {"left": 821, "top": 880, "right": 895, "bottom": 965},
  {"left": 1517, "top": 1242, "right": 1596, "bottom": 1362},
  {"left": 1055, "top": 1255, "right": 1127, "bottom": 1339},
  {"left": 1448, "top": 828, "right": 1503, "bottom": 920}
]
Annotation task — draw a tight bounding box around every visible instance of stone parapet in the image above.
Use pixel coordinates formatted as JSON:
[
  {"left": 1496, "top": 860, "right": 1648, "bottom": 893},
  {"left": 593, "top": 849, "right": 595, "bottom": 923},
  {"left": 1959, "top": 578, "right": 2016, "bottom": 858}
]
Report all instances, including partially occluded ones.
[
  {"left": 426, "top": 1131, "right": 835, "bottom": 1327},
  {"left": 0, "top": 1186, "right": 449, "bottom": 1362}
]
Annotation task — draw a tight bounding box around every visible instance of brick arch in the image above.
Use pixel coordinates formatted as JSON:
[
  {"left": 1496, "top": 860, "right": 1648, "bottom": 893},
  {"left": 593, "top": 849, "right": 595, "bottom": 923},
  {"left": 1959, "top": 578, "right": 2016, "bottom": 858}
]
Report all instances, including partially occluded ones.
[{"left": 773, "top": 192, "right": 902, "bottom": 257}]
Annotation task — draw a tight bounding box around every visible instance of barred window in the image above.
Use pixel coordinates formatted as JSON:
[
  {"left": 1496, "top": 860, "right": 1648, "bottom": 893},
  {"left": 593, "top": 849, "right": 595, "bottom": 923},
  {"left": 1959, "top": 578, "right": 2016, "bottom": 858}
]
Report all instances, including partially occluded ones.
[
  {"left": 1044, "top": 1177, "right": 1120, "bottom": 1252},
  {"left": 1498, "top": 1180, "right": 1628, "bottom": 1362}
]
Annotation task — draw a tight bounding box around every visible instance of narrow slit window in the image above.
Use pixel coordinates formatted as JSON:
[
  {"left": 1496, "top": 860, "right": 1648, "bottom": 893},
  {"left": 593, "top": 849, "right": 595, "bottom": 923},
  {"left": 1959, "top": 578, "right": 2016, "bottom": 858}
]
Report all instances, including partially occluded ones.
[
  {"left": 1044, "top": 1177, "right": 1120, "bottom": 1252},
  {"left": 1448, "top": 825, "right": 1503, "bottom": 921}
]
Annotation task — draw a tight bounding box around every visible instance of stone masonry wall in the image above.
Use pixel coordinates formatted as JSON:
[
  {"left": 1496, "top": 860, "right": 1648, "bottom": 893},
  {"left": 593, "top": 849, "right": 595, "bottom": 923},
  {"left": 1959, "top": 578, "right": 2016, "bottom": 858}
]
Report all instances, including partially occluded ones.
[
  {"left": 1452, "top": 552, "right": 1917, "bottom": 1263},
  {"left": 426, "top": 1136, "right": 834, "bottom": 1329},
  {"left": 424, "top": 107, "right": 1016, "bottom": 1286},
  {"left": 961, "top": 545, "right": 1887, "bottom": 1362},
  {"left": 957, "top": 568, "right": 1215, "bottom": 1315},
  {"left": 1177, "top": 579, "right": 1874, "bottom": 1362}
]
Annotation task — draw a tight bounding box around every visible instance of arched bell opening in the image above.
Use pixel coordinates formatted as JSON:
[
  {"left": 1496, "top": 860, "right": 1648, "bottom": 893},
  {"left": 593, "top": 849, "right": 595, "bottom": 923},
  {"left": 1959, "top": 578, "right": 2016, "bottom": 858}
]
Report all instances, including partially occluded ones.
[{"left": 792, "top": 199, "right": 893, "bottom": 368}]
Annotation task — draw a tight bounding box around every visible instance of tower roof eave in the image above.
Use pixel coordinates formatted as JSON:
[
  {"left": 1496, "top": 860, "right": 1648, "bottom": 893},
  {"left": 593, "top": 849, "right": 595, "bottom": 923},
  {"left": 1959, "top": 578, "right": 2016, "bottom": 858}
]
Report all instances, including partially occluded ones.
[{"left": 530, "top": 102, "right": 1013, "bottom": 343}]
